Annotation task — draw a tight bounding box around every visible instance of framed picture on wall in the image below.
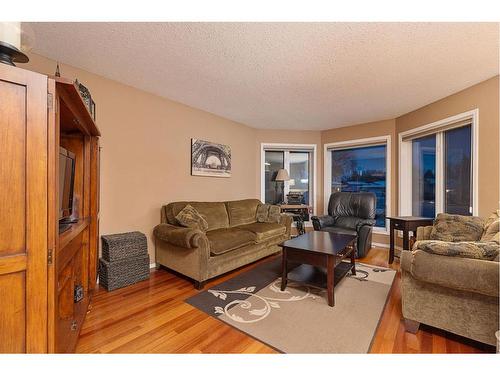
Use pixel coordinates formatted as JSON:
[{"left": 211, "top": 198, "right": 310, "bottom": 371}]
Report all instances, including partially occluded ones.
[{"left": 191, "top": 138, "right": 231, "bottom": 178}]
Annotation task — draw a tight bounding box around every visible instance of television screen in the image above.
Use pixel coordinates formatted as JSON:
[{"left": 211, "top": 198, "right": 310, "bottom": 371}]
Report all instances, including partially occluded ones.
[{"left": 59, "top": 147, "right": 75, "bottom": 220}]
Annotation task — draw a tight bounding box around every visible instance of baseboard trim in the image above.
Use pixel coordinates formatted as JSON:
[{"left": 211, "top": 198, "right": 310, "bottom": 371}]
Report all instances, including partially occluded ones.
[{"left": 150, "top": 262, "right": 157, "bottom": 269}]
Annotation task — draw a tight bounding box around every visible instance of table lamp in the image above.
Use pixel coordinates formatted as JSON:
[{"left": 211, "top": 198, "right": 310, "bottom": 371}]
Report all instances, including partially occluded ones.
[{"left": 275, "top": 168, "right": 290, "bottom": 204}]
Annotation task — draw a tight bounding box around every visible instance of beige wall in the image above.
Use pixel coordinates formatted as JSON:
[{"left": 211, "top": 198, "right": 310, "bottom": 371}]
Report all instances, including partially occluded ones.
[
  {"left": 22, "top": 52, "right": 499, "bottom": 259},
  {"left": 396, "top": 76, "right": 500, "bottom": 218},
  {"left": 24, "top": 53, "right": 264, "bottom": 261},
  {"left": 319, "top": 76, "right": 499, "bottom": 247},
  {"left": 321, "top": 119, "right": 397, "bottom": 245}
]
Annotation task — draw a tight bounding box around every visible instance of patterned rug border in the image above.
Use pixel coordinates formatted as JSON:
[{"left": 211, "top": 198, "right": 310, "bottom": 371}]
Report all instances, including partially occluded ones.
[{"left": 185, "top": 257, "right": 396, "bottom": 353}]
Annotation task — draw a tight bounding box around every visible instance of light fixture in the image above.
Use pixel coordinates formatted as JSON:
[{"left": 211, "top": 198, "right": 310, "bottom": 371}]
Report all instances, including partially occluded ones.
[
  {"left": 0, "top": 22, "right": 33, "bottom": 66},
  {"left": 275, "top": 168, "right": 290, "bottom": 205}
]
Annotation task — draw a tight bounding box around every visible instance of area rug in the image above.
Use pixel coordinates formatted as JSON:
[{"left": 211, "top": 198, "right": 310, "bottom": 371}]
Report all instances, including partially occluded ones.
[{"left": 185, "top": 257, "right": 396, "bottom": 353}]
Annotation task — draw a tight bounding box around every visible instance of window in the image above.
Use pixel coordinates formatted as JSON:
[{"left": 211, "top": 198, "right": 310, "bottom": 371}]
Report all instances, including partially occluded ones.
[
  {"left": 264, "top": 151, "right": 284, "bottom": 204},
  {"left": 289, "top": 152, "right": 311, "bottom": 205},
  {"left": 261, "top": 144, "right": 316, "bottom": 214},
  {"left": 412, "top": 135, "right": 436, "bottom": 217},
  {"left": 325, "top": 136, "right": 391, "bottom": 232},
  {"left": 444, "top": 125, "right": 472, "bottom": 215},
  {"left": 400, "top": 110, "right": 477, "bottom": 217}
]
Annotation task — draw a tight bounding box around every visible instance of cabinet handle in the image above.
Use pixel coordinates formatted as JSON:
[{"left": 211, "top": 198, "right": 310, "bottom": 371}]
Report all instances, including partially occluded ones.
[{"left": 71, "top": 321, "right": 77, "bottom": 331}]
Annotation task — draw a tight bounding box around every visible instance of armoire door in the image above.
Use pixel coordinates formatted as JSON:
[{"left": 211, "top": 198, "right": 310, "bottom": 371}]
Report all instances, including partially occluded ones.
[{"left": 0, "top": 64, "right": 48, "bottom": 353}]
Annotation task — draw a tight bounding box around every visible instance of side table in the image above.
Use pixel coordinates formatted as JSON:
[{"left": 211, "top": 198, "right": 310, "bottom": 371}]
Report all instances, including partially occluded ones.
[
  {"left": 279, "top": 204, "right": 312, "bottom": 236},
  {"left": 386, "top": 216, "right": 434, "bottom": 264}
]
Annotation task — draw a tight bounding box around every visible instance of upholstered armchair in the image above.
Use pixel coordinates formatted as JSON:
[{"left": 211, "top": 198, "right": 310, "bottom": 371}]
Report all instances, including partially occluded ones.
[
  {"left": 401, "top": 212, "right": 500, "bottom": 346},
  {"left": 311, "top": 192, "right": 376, "bottom": 258}
]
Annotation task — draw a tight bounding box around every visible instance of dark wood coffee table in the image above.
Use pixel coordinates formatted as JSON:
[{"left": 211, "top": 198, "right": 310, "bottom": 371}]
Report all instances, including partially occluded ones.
[{"left": 278, "top": 231, "right": 357, "bottom": 307}]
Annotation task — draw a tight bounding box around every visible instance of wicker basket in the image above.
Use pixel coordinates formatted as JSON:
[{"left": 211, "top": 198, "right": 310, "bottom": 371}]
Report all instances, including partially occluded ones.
[
  {"left": 99, "top": 255, "right": 150, "bottom": 291},
  {"left": 101, "top": 231, "right": 147, "bottom": 262}
]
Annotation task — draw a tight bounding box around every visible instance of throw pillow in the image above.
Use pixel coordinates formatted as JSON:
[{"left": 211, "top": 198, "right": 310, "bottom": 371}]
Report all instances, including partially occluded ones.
[
  {"left": 267, "top": 205, "right": 281, "bottom": 223},
  {"left": 415, "top": 240, "right": 499, "bottom": 261},
  {"left": 256, "top": 204, "right": 270, "bottom": 223},
  {"left": 481, "top": 210, "right": 500, "bottom": 243},
  {"left": 483, "top": 209, "right": 500, "bottom": 228},
  {"left": 430, "top": 213, "right": 484, "bottom": 242},
  {"left": 255, "top": 203, "right": 281, "bottom": 223},
  {"left": 481, "top": 219, "right": 499, "bottom": 243},
  {"left": 175, "top": 204, "right": 209, "bottom": 232}
]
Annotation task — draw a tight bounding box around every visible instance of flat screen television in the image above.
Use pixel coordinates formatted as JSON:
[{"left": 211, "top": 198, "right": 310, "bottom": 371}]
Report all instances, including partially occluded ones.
[{"left": 59, "top": 147, "right": 76, "bottom": 231}]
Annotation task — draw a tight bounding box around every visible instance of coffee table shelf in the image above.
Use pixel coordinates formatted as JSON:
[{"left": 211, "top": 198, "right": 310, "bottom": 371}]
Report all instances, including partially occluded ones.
[{"left": 279, "top": 231, "right": 357, "bottom": 307}]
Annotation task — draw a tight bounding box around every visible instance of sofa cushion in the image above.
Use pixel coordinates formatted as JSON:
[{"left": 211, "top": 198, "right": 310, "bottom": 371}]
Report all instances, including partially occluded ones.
[
  {"left": 175, "top": 204, "right": 209, "bottom": 232},
  {"left": 226, "top": 199, "right": 261, "bottom": 227},
  {"left": 164, "top": 201, "right": 229, "bottom": 231},
  {"left": 206, "top": 228, "right": 256, "bottom": 256},
  {"left": 430, "top": 213, "right": 484, "bottom": 242},
  {"left": 404, "top": 250, "right": 499, "bottom": 297},
  {"left": 414, "top": 240, "right": 499, "bottom": 261},
  {"left": 236, "top": 222, "right": 286, "bottom": 242}
]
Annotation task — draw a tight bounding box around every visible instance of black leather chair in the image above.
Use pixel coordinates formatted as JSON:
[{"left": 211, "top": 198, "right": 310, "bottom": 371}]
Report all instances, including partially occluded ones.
[{"left": 311, "top": 192, "right": 377, "bottom": 258}]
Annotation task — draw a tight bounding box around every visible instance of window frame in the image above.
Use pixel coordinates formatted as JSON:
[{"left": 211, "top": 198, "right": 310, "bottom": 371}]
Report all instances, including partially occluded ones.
[
  {"left": 324, "top": 135, "right": 392, "bottom": 235},
  {"left": 260, "top": 143, "right": 317, "bottom": 217},
  {"left": 398, "top": 109, "right": 479, "bottom": 217}
]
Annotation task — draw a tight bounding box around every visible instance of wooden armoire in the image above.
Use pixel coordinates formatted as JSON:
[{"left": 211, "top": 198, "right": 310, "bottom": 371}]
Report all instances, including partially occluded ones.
[{"left": 0, "top": 63, "right": 100, "bottom": 353}]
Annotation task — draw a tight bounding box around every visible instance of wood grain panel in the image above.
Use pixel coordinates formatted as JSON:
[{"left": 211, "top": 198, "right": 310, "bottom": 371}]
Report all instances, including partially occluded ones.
[
  {"left": 0, "top": 254, "right": 27, "bottom": 275},
  {"left": 88, "top": 137, "right": 100, "bottom": 290},
  {"left": 0, "top": 63, "right": 48, "bottom": 353},
  {"left": 0, "top": 272, "right": 26, "bottom": 353},
  {"left": 25, "top": 66, "right": 48, "bottom": 353},
  {"left": 47, "top": 78, "right": 58, "bottom": 353},
  {"left": 0, "top": 80, "right": 26, "bottom": 256}
]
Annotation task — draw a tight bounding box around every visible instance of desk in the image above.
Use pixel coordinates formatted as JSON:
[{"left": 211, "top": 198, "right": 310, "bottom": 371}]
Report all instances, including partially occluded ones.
[
  {"left": 280, "top": 204, "right": 311, "bottom": 236},
  {"left": 387, "top": 216, "right": 434, "bottom": 264}
]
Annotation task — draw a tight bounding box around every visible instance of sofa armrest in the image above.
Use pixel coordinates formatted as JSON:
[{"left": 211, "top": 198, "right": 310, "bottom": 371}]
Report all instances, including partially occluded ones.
[
  {"left": 280, "top": 213, "right": 293, "bottom": 238},
  {"left": 401, "top": 249, "right": 499, "bottom": 297},
  {"left": 415, "top": 225, "right": 433, "bottom": 242},
  {"left": 311, "top": 215, "right": 335, "bottom": 230},
  {"left": 153, "top": 223, "right": 206, "bottom": 249}
]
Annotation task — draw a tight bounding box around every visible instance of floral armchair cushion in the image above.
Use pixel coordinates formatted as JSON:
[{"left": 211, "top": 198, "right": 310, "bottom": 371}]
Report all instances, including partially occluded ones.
[
  {"left": 430, "top": 213, "right": 485, "bottom": 242},
  {"left": 415, "top": 240, "right": 499, "bottom": 261}
]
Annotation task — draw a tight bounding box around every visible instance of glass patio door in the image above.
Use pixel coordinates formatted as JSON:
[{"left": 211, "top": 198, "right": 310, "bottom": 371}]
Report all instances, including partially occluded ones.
[
  {"left": 444, "top": 125, "right": 472, "bottom": 215},
  {"left": 412, "top": 135, "right": 436, "bottom": 217},
  {"left": 409, "top": 123, "right": 472, "bottom": 217}
]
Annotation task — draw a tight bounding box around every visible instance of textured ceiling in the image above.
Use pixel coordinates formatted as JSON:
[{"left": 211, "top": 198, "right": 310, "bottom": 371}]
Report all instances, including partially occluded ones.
[{"left": 28, "top": 22, "right": 499, "bottom": 130}]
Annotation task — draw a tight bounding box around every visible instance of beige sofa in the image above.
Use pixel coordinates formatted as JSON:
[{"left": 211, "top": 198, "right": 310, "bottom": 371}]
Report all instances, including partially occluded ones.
[
  {"left": 153, "top": 199, "right": 292, "bottom": 289},
  {"left": 401, "top": 226, "right": 499, "bottom": 346}
]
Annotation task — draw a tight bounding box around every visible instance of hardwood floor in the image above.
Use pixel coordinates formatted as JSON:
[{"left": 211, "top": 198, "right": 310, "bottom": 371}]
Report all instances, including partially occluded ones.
[{"left": 76, "top": 247, "right": 494, "bottom": 353}]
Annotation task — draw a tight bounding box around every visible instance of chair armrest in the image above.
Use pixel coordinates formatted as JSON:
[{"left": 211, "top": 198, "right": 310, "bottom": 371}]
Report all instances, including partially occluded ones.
[
  {"left": 355, "top": 218, "right": 376, "bottom": 231},
  {"left": 311, "top": 215, "right": 335, "bottom": 230},
  {"left": 401, "top": 249, "right": 499, "bottom": 297},
  {"left": 416, "top": 226, "right": 433, "bottom": 241},
  {"left": 153, "top": 223, "right": 206, "bottom": 249}
]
